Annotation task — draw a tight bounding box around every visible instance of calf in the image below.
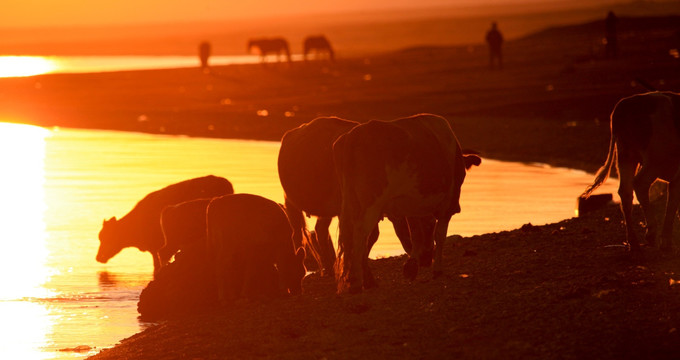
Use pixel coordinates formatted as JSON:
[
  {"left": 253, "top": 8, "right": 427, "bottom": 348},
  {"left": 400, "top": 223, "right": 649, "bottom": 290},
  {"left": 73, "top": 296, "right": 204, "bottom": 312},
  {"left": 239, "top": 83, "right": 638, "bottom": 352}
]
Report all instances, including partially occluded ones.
[
  {"left": 206, "top": 193, "right": 306, "bottom": 302},
  {"left": 581, "top": 91, "right": 680, "bottom": 251},
  {"left": 97, "top": 175, "right": 234, "bottom": 274},
  {"left": 333, "top": 114, "right": 481, "bottom": 293},
  {"left": 160, "top": 198, "right": 212, "bottom": 259}
]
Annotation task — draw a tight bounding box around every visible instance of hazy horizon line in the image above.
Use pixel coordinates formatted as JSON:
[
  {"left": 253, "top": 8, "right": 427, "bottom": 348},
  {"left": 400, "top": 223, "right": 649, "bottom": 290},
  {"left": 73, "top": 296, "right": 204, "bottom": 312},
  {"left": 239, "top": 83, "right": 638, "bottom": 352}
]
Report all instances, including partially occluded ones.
[{"left": 0, "top": 0, "right": 627, "bottom": 31}]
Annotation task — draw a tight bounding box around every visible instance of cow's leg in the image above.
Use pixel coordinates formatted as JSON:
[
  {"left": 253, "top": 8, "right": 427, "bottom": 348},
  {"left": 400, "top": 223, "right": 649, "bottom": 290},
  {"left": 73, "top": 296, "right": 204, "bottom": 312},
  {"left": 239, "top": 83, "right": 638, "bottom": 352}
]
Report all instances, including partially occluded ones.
[
  {"left": 284, "top": 197, "right": 306, "bottom": 249},
  {"left": 433, "top": 215, "right": 451, "bottom": 278},
  {"left": 633, "top": 166, "right": 658, "bottom": 247},
  {"left": 661, "top": 180, "right": 680, "bottom": 250},
  {"left": 414, "top": 217, "right": 435, "bottom": 267},
  {"left": 402, "top": 217, "right": 435, "bottom": 281},
  {"left": 284, "top": 198, "right": 322, "bottom": 272},
  {"left": 362, "top": 225, "right": 380, "bottom": 289},
  {"left": 315, "top": 216, "right": 336, "bottom": 277},
  {"left": 617, "top": 157, "right": 640, "bottom": 251},
  {"left": 390, "top": 216, "right": 420, "bottom": 280},
  {"left": 336, "top": 206, "right": 380, "bottom": 294},
  {"left": 348, "top": 217, "right": 376, "bottom": 293},
  {"left": 389, "top": 216, "right": 412, "bottom": 254},
  {"left": 336, "top": 208, "right": 359, "bottom": 294},
  {"left": 152, "top": 252, "right": 162, "bottom": 278}
]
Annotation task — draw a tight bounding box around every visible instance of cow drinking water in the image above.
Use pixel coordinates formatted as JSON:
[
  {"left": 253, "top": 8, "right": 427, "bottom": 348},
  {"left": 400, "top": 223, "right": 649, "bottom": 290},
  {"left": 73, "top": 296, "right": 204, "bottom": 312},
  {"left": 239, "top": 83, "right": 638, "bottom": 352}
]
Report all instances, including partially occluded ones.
[
  {"left": 581, "top": 91, "right": 680, "bottom": 251},
  {"left": 97, "top": 175, "right": 234, "bottom": 274},
  {"left": 333, "top": 114, "right": 481, "bottom": 293}
]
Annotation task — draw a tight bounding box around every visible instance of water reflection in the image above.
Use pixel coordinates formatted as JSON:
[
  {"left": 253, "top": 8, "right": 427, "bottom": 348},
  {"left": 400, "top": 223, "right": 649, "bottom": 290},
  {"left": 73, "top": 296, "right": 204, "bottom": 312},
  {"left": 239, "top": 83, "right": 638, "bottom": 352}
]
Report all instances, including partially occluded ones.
[
  {"left": 0, "top": 55, "right": 306, "bottom": 78},
  {"left": 0, "top": 301, "right": 52, "bottom": 360},
  {"left": 0, "top": 123, "right": 53, "bottom": 359},
  {"left": 0, "top": 123, "right": 51, "bottom": 300},
  {"left": 0, "top": 56, "right": 57, "bottom": 78}
]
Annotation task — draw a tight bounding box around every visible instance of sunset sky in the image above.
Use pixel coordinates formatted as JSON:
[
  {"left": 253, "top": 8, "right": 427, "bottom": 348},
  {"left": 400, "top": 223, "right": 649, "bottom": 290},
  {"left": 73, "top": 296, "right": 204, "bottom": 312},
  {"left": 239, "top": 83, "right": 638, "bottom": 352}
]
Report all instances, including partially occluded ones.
[{"left": 3, "top": 0, "right": 619, "bottom": 27}]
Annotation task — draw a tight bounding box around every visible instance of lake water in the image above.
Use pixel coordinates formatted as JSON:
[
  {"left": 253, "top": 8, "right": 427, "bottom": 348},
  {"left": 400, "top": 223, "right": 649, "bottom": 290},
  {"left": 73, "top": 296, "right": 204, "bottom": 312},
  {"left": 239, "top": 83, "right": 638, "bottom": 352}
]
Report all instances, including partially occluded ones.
[
  {"left": 0, "top": 55, "right": 305, "bottom": 78},
  {"left": 0, "top": 123, "right": 618, "bottom": 359}
]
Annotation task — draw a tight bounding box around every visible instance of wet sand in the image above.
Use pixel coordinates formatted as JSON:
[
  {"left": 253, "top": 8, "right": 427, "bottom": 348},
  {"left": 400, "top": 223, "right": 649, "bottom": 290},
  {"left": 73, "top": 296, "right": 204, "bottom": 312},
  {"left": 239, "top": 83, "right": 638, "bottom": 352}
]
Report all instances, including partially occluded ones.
[{"left": 1, "top": 16, "right": 679, "bottom": 359}]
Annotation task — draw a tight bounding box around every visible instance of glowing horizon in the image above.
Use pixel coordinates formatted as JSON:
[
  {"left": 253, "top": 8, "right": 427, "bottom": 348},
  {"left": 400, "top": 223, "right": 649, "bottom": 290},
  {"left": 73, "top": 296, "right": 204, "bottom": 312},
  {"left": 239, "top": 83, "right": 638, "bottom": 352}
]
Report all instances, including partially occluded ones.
[{"left": 0, "top": 57, "right": 57, "bottom": 78}]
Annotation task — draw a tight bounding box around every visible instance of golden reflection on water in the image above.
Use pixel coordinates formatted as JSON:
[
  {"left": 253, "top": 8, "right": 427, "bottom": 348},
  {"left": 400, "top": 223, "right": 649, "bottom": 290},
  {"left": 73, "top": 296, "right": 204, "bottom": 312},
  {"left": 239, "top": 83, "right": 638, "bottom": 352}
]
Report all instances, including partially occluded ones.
[
  {"left": 0, "top": 122, "right": 51, "bottom": 300},
  {"left": 0, "top": 122, "right": 53, "bottom": 359},
  {"left": 0, "top": 56, "right": 57, "bottom": 78}
]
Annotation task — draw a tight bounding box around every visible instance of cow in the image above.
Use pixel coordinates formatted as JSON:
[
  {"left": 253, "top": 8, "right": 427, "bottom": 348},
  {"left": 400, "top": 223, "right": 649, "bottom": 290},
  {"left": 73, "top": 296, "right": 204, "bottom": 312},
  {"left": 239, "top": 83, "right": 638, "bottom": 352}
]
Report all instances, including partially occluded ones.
[
  {"left": 160, "top": 198, "right": 213, "bottom": 259},
  {"left": 333, "top": 114, "right": 481, "bottom": 293},
  {"left": 206, "top": 193, "right": 306, "bottom": 302},
  {"left": 278, "top": 117, "right": 437, "bottom": 279},
  {"left": 581, "top": 91, "right": 680, "bottom": 251},
  {"left": 278, "top": 117, "right": 358, "bottom": 276},
  {"left": 97, "top": 175, "right": 234, "bottom": 275}
]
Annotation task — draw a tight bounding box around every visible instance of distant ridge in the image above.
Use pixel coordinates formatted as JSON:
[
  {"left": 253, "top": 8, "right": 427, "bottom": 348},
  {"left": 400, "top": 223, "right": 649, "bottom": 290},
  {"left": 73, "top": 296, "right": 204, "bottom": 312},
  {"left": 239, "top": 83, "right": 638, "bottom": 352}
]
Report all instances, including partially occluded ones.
[{"left": 519, "top": 15, "right": 680, "bottom": 42}]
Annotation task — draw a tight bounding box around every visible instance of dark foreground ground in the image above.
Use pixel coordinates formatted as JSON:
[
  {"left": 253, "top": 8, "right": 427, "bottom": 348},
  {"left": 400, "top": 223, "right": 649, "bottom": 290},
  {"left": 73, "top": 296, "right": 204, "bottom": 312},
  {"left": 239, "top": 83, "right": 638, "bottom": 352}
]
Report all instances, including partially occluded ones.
[
  {"left": 89, "top": 201, "right": 680, "bottom": 359},
  {"left": 1, "top": 16, "right": 678, "bottom": 359}
]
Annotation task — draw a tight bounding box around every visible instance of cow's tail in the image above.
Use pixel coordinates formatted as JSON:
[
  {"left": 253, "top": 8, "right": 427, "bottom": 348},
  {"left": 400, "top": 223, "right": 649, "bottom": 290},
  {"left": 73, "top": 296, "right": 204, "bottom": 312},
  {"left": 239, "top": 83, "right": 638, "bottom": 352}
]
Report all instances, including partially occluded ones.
[
  {"left": 283, "top": 197, "right": 322, "bottom": 272},
  {"left": 581, "top": 131, "right": 616, "bottom": 198}
]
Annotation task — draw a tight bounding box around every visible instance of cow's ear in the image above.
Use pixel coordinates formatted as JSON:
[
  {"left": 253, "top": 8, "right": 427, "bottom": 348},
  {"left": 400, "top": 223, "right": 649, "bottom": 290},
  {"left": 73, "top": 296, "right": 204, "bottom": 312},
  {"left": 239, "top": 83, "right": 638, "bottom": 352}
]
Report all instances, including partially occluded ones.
[
  {"left": 463, "top": 154, "right": 482, "bottom": 169},
  {"left": 103, "top": 217, "right": 117, "bottom": 226}
]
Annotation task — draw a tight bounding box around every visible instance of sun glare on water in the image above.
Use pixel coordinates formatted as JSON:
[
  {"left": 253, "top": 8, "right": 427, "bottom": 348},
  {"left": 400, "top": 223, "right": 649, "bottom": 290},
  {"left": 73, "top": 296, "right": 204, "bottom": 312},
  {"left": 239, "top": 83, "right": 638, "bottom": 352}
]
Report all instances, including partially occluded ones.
[
  {"left": 0, "top": 122, "right": 52, "bottom": 300},
  {"left": 0, "top": 122, "right": 54, "bottom": 359},
  {"left": 0, "top": 56, "right": 57, "bottom": 78}
]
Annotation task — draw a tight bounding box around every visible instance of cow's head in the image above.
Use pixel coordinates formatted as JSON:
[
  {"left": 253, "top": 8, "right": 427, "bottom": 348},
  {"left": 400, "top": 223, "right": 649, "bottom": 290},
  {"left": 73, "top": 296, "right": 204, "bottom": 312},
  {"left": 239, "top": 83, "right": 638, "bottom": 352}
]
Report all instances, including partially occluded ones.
[
  {"left": 96, "top": 217, "right": 123, "bottom": 264},
  {"left": 282, "top": 247, "right": 306, "bottom": 295}
]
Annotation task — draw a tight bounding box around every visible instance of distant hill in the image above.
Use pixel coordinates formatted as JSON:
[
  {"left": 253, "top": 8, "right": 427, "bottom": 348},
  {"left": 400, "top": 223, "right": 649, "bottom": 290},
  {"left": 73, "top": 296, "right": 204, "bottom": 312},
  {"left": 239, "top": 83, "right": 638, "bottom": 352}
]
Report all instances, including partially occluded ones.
[{"left": 0, "top": 0, "right": 678, "bottom": 56}]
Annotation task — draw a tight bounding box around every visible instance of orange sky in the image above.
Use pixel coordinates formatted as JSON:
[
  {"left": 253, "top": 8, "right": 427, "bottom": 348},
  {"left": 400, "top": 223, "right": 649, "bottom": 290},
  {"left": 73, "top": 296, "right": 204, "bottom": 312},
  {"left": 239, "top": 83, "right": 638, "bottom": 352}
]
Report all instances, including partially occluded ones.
[{"left": 2, "top": 0, "right": 607, "bottom": 28}]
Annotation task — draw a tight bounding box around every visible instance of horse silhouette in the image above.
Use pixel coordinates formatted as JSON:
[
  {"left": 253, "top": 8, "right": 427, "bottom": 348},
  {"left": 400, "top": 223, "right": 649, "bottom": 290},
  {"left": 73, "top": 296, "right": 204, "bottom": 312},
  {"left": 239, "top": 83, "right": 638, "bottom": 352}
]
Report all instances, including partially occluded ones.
[
  {"left": 248, "top": 38, "right": 291, "bottom": 63},
  {"left": 303, "top": 35, "right": 334, "bottom": 62}
]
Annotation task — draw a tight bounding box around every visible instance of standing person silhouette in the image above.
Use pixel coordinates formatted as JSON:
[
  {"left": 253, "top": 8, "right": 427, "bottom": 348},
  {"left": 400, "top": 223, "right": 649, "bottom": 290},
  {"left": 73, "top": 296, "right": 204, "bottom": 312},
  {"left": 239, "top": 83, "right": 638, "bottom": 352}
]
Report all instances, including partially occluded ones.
[
  {"left": 199, "top": 41, "right": 212, "bottom": 73},
  {"left": 486, "top": 22, "right": 504, "bottom": 70},
  {"left": 605, "top": 11, "right": 618, "bottom": 59}
]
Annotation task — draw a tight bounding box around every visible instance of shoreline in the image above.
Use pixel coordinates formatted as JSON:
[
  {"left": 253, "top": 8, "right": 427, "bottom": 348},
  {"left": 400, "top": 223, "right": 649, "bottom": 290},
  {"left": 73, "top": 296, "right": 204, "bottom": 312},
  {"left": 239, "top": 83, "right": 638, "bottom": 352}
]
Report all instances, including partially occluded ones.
[{"left": 88, "top": 201, "right": 680, "bottom": 359}]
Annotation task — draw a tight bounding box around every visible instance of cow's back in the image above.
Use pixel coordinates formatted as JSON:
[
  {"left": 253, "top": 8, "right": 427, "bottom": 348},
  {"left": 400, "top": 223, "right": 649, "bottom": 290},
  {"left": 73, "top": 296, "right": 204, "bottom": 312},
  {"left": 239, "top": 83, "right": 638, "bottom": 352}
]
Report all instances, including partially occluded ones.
[
  {"left": 391, "top": 114, "right": 464, "bottom": 199},
  {"left": 278, "top": 117, "right": 358, "bottom": 216},
  {"left": 131, "top": 176, "right": 231, "bottom": 219},
  {"left": 334, "top": 114, "right": 464, "bottom": 217},
  {"left": 207, "top": 194, "right": 292, "bottom": 255},
  {"left": 123, "top": 175, "right": 234, "bottom": 248},
  {"left": 160, "top": 198, "right": 212, "bottom": 254},
  {"left": 613, "top": 92, "right": 680, "bottom": 180}
]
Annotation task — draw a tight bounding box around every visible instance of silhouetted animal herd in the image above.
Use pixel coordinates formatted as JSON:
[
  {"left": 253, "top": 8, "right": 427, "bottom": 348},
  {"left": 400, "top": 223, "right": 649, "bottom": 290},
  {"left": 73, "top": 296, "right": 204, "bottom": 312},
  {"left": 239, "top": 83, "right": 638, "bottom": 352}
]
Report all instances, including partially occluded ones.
[
  {"left": 98, "top": 91, "right": 680, "bottom": 318},
  {"left": 247, "top": 35, "right": 334, "bottom": 63}
]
